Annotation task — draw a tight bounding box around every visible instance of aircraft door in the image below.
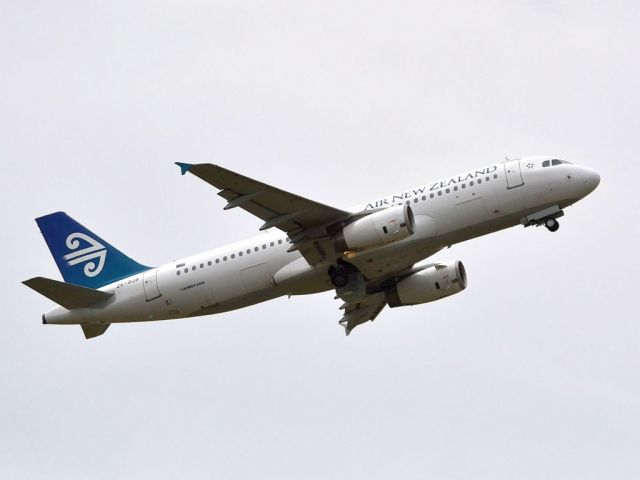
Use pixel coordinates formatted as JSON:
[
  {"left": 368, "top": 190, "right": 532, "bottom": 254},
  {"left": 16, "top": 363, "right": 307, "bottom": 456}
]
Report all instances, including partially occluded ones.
[
  {"left": 143, "top": 269, "right": 162, "bottom": 301},
  {"left": 504, "top": 159, "right": 524, "bottom": 189}
]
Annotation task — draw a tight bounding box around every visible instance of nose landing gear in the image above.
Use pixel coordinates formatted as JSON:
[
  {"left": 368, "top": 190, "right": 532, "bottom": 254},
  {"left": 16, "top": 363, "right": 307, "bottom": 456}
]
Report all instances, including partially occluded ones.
[
  {"left": 545, "top": 217, "right": 560, "bottom": 232},
  {"left": 521, "top": 206, "right": 564, "bottom": 233}
]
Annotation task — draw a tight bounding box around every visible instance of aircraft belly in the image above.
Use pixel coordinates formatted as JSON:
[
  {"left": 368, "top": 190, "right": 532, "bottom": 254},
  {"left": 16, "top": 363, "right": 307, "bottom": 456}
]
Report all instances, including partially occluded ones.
[
  {"left": 272, "top": 256, "right": 331, "bottom": 295},
  {"left": 456, "top": 197, "right": 489, "bottom": 226},
  {"left": 240, "top": 263, "right": 273, "bottom": 292},
  {"left": 192, "top": 285, "right": 289, "bottom": 316}
]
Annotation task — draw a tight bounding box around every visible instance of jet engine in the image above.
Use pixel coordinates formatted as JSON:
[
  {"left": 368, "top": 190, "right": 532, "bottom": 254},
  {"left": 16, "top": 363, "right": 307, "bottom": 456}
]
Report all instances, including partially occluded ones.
[
  {"left": 386, "top": 260, "right": 467, "bottom": 307},
  {"left": 335, "top": 204, "right": 415, "bottom": 251}
]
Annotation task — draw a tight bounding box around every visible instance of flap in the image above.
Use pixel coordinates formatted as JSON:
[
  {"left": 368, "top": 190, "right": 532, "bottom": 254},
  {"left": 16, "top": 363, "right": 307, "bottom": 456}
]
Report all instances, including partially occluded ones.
[{"left": 339, "top": 292, "right": 387, "bottom": 336}]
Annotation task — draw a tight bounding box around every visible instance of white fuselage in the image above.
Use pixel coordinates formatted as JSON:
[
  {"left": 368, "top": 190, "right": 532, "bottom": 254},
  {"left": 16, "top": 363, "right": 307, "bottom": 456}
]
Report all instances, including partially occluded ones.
[{"left": 44, "top": 157, "right": 600, "bottom": 326}]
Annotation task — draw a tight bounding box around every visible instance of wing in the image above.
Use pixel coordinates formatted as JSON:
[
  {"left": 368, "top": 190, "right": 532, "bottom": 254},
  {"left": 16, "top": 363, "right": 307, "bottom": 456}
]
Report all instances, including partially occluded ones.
[
  {"left": 336, "top": 255, "right": 447, "bottom": 335},
  {"left": 176, "top": 162, "right": 352, "bottom": 264},
  {"left": 339, "top": 292, "right": 387, "bottom": 336}
]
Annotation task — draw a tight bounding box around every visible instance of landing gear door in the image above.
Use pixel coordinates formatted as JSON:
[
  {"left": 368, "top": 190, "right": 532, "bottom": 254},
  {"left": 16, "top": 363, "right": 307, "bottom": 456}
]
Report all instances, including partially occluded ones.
[
  {"left": 504, "top": 159, "right": 524, "bottom": 189},
  {"left": 143, "top": 269, "right": 162, "bottom": 301}
]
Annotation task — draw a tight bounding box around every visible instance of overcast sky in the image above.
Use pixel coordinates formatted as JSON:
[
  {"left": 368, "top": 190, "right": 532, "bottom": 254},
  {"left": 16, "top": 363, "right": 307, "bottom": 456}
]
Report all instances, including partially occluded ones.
[{"left": 2, "top": 1, "right": 639, "bottom": 478}]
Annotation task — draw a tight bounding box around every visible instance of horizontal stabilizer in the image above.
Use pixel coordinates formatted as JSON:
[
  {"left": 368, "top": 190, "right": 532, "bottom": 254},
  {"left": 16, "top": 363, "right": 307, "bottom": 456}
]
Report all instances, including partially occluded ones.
[
  {"left": 23, "top": 277, "right": 113, "bottom": 310},
  {"left": 81, "top": 323, "right": 110, "bottom": 339}
]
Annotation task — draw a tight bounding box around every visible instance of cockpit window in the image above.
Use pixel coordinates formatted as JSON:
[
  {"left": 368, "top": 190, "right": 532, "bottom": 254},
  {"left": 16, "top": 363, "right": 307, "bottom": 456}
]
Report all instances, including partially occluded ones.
[{"left": 543, "top": 159, "right": 572, "bottom": 167}]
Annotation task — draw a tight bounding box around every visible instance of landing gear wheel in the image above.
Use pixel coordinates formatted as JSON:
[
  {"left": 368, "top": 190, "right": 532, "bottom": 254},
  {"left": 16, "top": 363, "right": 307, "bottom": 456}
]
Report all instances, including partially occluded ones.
[
  {"left": 545, "top": 217, "right": 559, "bottom": 232},
  {"left": 331, "top": 273, "right": 349, "bottom": 288}
]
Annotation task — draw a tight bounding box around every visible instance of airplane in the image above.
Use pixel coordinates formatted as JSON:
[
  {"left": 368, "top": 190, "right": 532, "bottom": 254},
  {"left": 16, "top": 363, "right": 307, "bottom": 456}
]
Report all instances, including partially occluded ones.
[{"left": 23, "top": 156, "right": 600, "bottom": 339}]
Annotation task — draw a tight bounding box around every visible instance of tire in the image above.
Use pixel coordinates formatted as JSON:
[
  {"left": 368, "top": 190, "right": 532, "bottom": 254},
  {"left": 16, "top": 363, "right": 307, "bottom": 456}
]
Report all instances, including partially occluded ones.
[
  {"left": 545, "top": 218, "right": 559, "bottom": 232},
  {"left": 331, "top": 273, "right": 349, "bottom": 288}
]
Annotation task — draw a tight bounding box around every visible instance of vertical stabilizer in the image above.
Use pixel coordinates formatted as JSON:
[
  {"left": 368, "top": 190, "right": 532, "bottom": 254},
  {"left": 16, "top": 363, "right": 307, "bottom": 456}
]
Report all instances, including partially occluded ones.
[{"left": 35, "top": 212, "right": 151, "bottom": 288}]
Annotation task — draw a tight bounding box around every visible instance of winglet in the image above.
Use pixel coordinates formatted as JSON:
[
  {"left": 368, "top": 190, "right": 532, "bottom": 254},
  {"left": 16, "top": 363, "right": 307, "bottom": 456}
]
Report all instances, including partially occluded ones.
[{"left": 175, "top": 162, "right": 193, "bottom": 175}]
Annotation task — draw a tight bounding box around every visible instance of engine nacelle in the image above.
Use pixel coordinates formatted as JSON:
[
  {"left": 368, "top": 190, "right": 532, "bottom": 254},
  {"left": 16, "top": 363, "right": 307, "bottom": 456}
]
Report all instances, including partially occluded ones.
[
  {"left": 386, "top": 260, "right": 467, "bottom": 307},
  {"left": 335, "top": 205, "right": 416, "bottom": 251}
]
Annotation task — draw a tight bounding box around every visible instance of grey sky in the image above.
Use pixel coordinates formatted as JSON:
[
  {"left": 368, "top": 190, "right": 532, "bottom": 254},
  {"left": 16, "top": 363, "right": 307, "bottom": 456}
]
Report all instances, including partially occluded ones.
[{"left": 2, "top": 1, "right": 639, "bottom": 478}]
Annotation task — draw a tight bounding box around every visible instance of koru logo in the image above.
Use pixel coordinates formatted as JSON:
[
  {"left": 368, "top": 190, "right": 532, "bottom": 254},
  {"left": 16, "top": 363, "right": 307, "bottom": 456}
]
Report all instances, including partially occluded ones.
[{"left": 63, "top": 232, "right": 107, "bottom": 277}]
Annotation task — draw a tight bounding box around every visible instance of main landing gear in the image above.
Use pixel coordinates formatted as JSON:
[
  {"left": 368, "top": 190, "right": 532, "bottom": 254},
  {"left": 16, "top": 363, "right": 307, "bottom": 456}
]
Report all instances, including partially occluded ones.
[
  {"left": 329, "top": 261, "right": 367, "bottom": 303},
  {"left": 544, "top": 217, "right": 560, "bottom": 232},
  {"left": 329, "top": 264, "right": 352, "bottom": 288},
  {"left": 330, "top": 269, "right": 349, "bottom": 288}
]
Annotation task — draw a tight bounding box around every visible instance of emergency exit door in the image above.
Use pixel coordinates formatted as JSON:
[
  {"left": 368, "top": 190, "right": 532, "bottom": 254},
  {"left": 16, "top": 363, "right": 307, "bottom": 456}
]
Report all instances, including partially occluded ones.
[
  {"left": 143, "top": 269, "right": 161, "bottom": 301},
  {"left": 504, "top": 159, "right": 524, "bottom": 189}
]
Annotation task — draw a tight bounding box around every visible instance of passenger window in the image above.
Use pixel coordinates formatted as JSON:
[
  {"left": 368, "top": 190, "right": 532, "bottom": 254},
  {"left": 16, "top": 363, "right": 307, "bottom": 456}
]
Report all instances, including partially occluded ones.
[
  {"left": 414, "top": 198, "right": 418, "bottom": 203},
  {"left": 278, "top": 239, "right": 283, "bottom": 245},
  {"left": 223, "top": 256, "right": 227, "bottom": 261},
  {"left": 254, "top": 247, "right": 259, "bottom": 252},
  {"left": 485, "top": 177, "right": 490, "bottom": 182},
  {"left": 493, "top": 174, "right": 498, "bottom": 179},
  {"left": 477, "top": 179, "right": 482, "bottom": 184},
  {"left": 184, "top": 268, "right": 188, "bottom": 273},
  {"left": 438, "top": 191, "right": 442, "bottom": 196},
  {"left": 192, "top": 266, "right": 196, "bottom": 271},
  {"left": 270, "top": 242, "right": 275, "bottom": 247},
  {"left": 454, "top": 186, "right": 458, "bottom": 191},
  {"left": 262, "top": 244, "right": 267, "bottom": 249},
  {"left": 200, "top": 263, "right": 204, "bottom": 268},
  {"left": 461, "top": 184, "right": 466, "bottom": 189},
  {"left": 445, "top": 188, "right": 450, "bottom": 194},
  {"left": 231, "top": 254, "right": 235, "bottom": 259},
  {"left": 238, "top": 252, "right": 243, "bottom": 257},
  {"left": 216, "top": 259, "right": 220, "bottom": 264},
  {"left": 430, "top": 193, "right": 434, "bottom": 198},
  {"left": 176, "top": 271, "right": 180, "bottom": 276},
  {"left": 422, "top": 195, "right": 426, "bottom": 201},
  {"left": 470, "top": 181, "right": 474, "bottom": 186},
  {"left": 208, "top": 261, "right": 212, "bottom": 266}
]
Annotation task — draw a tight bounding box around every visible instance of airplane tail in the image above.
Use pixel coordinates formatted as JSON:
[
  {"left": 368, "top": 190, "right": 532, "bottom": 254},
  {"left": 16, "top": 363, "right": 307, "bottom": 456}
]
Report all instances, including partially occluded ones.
[
  {"left": 22, "top": 277, "right": 115, "bottom": 339},
  {"left": 35, "top": 212, "right": 151, "bottom": 288}
]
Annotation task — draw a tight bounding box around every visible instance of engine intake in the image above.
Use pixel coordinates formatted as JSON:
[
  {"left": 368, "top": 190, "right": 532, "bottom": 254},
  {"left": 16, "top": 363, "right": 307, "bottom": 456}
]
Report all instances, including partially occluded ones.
[
  {"left": 386, "top": 260, "right": 467, "bottom": 307},
  {"left": 335, "top": 204, "right": 415, "bottom": 251}
]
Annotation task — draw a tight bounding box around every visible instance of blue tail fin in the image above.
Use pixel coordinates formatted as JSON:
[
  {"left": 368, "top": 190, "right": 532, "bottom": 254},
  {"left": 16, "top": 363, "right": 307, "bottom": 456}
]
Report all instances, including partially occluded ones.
[{"left": 35, "top": 212, "right": 151, "bottom": 288}]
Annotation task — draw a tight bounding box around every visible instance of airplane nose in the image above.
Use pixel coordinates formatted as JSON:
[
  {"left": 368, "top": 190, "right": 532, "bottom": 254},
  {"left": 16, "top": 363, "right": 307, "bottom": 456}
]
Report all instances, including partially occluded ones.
[{"left": 581, "top": 167, "right": 600, "bottom": 196}]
